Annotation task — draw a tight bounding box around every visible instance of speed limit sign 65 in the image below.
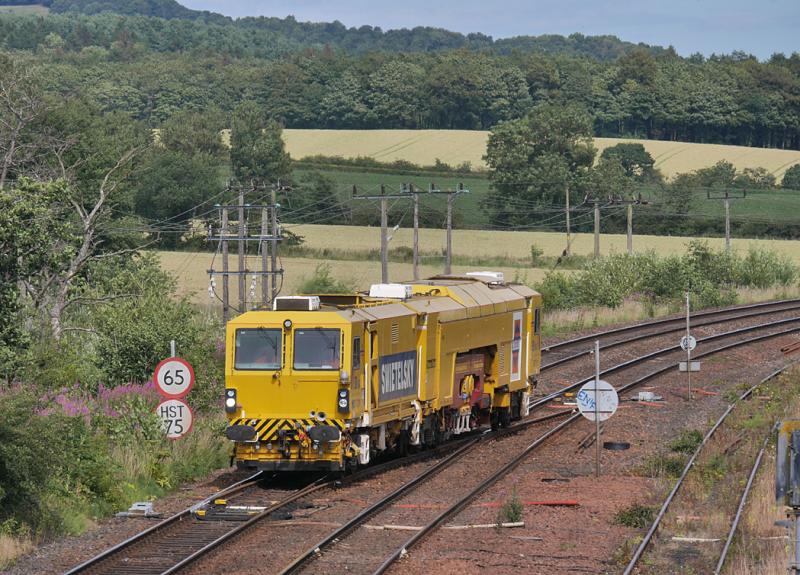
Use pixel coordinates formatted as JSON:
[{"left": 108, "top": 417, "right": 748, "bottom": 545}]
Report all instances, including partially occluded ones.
[{"left": 153, "top": 357, "right": 195, "bottom": 399}]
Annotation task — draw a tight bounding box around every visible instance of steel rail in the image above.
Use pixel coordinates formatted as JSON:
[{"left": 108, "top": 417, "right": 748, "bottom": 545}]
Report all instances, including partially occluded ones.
[
  {"left": 62, "top": 471, "right": 266, "bottom": 575},
  {"left": 160, "top": 476, "right": 332, "bottom": 575},
  {"left": 372, "top": 413, "right": 577, "bottom": 575},
  {"left": 713, "top": 423, "right": 778, "bottom": 575},
  {"left": 541, "top": 302, "right": 800, "bottom": 371},
  {"left": 155, "top": 419, "right": 561, "bottom": 575},
  {"left": 542, "top": 298, "right": 800, "bottom": 353},
  {"left": 377, "top": 327, "right": 800, "bottom": 575},
  {"left": 623, "top": 365, "right": 794, "bottom": 575},
  {"left": 274, "top": 410, "right": 572, "bottom": 575},
  {"left": 531, "top": 314, "right": 800, "bottom": 410}
]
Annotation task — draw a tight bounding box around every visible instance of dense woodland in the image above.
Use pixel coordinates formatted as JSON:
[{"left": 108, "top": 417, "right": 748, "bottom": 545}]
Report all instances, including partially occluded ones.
[{"left": 0, "top": 2, "right": 798, "bottom": 149}]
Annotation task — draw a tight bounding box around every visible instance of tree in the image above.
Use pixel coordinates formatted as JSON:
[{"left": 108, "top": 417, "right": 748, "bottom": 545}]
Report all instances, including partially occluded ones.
[
  {"left": 0, "top": 179, "right": 70, "bottom": 378},
  {"left": 0, "top": 55, "right": 43, "bottom": 189},
  {"left": 131, "top": 149, "right": 225, "bottom": 247},
  {"left": 159, "top": 107, "right": 227, "bottom": 157},
  {"left": 484, "top": 103, "right": 595, "bottom": 226},
  {"left": 600, "top": 143, "right": 658, "bottom": 182},
  {"left": 591, "top": 157, "right": 635, "bottom": 198},
  {"left": 287, "top": 170, "right": 345, "bottom": 223},
  {"left": 783, "top": 164, "right": 800, "bottom": 190},
  {"left": 318, "top": 71, "right": 369, "bottom": 128},
  {"left": 734, "top": 167, "right": 775, "bottom": 189},
  {"left": 367, "top": 60, "right": 425, "bottom": 128},
  {"left": 230, "top": 100, "right": 291, "bottom": 184},
  {"left": 693, "top": 160, "right": 737, "bottom": 188}
]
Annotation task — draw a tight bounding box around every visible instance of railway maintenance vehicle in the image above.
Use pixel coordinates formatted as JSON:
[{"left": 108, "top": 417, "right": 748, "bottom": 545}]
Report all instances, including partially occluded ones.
[{"left": 224, "top": 272, "right": 542, "bottom": 471}]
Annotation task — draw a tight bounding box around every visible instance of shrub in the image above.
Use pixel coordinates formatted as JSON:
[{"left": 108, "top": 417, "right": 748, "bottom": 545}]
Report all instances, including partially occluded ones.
[
  {"left": 613, "top": 503, "right": 655, "bottom": 528},
  {"left": 536, "top": 272, "right": 580, "bottom": 310},
  {"left": 736, "top": 246, "right": 796, "bottom": 288},
  {"left": 298, "top": 263, "right": 354, "bottom": 294},
  {"left": 530, "top": 244, "right": 544, "bottom": 265},
  {"left": 669, "top": 429, "right": 703, "bottom": 454},
  {"left": 534, "top": 242, "right": 797, "bottom": 312},
  {"left": 0, "top": 390, "right": 119, "bottom": 536},
  {"left": 498, "top": 489, "right": 523, "bottom": 523}
]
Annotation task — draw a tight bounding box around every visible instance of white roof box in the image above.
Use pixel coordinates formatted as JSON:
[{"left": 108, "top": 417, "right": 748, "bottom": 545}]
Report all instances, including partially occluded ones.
[
  {"left": 369, "top": 283, "right": 412, "bottom": 299},
  {"left": 273, "top": 296, "right": 320, "bottom": 311},
  {"left": 465, "top": 271, "right": 505, "bottom": 284}
]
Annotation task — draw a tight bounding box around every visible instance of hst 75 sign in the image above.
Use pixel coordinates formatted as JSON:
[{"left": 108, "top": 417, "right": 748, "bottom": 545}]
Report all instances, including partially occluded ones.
[{"left": 153, "top": 356, "right": 195, "bottom": 439}]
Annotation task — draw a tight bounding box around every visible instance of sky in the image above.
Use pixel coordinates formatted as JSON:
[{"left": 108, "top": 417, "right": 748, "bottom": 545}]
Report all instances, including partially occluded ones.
[{"left": 182, "top": 0, "right": 797, "bottom": 59}]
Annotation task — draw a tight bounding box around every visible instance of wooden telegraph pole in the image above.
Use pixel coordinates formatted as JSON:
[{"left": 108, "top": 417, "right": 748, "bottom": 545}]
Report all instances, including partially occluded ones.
[
  {"left": 706, "top": 189, "right": 746, "bottom": 253},
  {"left": 352, "top": 183, "right": 468, "bottom": 282},
  {"left": 565, "top": 183, "right": 571, "bottom": 257},
  {"left": 591, "top": 198, "right": 601, "bottom": 259},
  {"left": 380, "top": 187, "right": 389, "bottom": 283}
]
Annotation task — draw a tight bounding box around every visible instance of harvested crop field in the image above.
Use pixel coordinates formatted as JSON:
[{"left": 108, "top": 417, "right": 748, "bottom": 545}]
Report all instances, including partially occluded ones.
[
  {"left": 287, "top": 224, "right": 800, "bottom": 265},
  {"left": 283, "top": 129, "right": 800, "bottom": 180},
  {"left": 157, "top": 252, "right": 551, "bottom": 304}
]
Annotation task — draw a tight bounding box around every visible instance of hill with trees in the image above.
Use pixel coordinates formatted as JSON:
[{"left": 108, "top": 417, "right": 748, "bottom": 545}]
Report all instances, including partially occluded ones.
[{"left": 0, "top": 4, "right": 796, "bottom": 150}]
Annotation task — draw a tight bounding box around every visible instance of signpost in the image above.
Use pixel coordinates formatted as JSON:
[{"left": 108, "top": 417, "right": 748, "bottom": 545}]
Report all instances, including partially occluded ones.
[
  {"left": 681, "top": 291, "right": 696, "bottom": 399},
  {"left": 153, "top": 356, "right": 195, "bottom": 399},
  {"left": 153, "top": 346, "right": 195, "bottom": 439},
  {"left": 156, "top": 398, "right": 193, "bottom": 439},
  {"left": 576, "top": 341, "right": 619, "bottom": 477}
]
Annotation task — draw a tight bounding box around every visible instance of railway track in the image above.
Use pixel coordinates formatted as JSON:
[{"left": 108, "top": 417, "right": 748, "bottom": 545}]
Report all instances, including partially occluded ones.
[
  {"left": 62, "top": 435, "right": 483, "bottom": 575},
  {"left": 542, "top": 298, "right": 800, "bottom": 355},
  {"left": 271, "top": 309, "right": 800, "bottom": 575},
  {"left": 622, "top": 367, "right": 790, "bottom": 575},
  {"left": 714, "top": 423, "right": 775, "bottom": 575},
  {"left": 363, "top": 324, "right": 800, "bottom": 575},
  {"left": 64, "top": 301, "right": 800, "bottom": 575},
  {"left": 540, "top": 298, "right": 800, "bottom": 371}
]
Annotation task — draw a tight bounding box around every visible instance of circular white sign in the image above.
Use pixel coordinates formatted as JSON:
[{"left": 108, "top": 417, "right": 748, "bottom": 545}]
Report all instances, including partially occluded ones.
[
  {"left": 576, "top": 380, "right": 619, "bottom": 422},
  {"left": 153, "top": 357, "right": 195, "bottom": 398},
  {"left": 156, "top": 398, "right": 193, "bottom": 439},
  {"left": 680, "top": 335, "right": 697, "bottom": 352}
]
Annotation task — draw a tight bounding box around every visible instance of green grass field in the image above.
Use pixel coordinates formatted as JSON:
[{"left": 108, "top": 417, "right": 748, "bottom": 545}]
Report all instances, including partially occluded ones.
[
  {"left": 284, "top": 129, "right": 800, "bottom": 181},
  {"left": 293, "top": 166, "right": 800, "bottom": 229}
]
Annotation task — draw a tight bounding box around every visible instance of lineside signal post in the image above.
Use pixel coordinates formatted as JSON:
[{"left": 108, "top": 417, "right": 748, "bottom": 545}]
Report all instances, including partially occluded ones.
[
  {"left": 577, "top": 341, "right": 619, "bottom": 477},
  {"left": 679, "top": 291, "right": 700, "bottom": 399}
]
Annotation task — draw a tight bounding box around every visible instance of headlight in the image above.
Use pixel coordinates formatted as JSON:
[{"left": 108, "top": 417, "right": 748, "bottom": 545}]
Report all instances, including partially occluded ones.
[
  {"left": 283, "top": 319, "right": 292, "bottom": 329},
  {"left": 225, "top": 389, "right": 237, "bottom": 413},
  {"left": 337, "top": 389, "right": 349, "bottom": 413}
]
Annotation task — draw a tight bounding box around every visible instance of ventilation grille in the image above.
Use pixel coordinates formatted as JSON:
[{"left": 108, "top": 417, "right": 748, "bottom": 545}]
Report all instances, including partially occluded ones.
[
  {"left": 391, "top": 323, "right": 400, "bottom": 344},
  {"left": 499, "top": 346, "right": 506, "bottom": 374}
]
